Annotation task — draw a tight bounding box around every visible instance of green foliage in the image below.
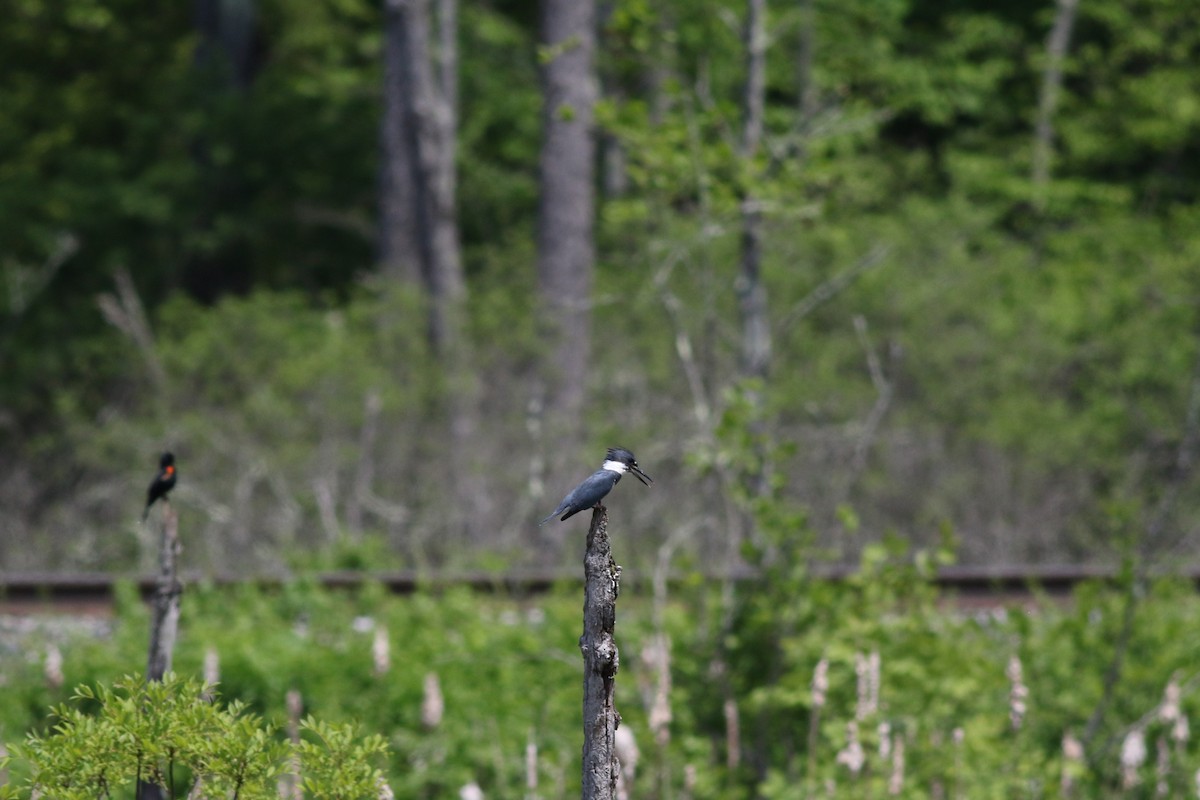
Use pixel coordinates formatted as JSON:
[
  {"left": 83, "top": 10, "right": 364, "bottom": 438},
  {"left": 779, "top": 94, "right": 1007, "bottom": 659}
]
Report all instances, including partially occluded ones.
[
  {"left": 4, "top": 577, "right": 1200, "bottom": 796},
  {"left": 8, "top": 673, "right": 385, "bottom": 800},
  {"left": 297, "top": 719, "right": 390, "bottom": 800},
  {"left": 6, "top": 0, "right": 1200, "bottom": 576}
]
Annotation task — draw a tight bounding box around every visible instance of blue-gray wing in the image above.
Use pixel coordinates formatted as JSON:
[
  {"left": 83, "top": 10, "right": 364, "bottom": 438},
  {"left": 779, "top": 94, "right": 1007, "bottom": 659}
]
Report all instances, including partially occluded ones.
[{"left": 538, "top": 470, "right": 620, "bottom": 525}]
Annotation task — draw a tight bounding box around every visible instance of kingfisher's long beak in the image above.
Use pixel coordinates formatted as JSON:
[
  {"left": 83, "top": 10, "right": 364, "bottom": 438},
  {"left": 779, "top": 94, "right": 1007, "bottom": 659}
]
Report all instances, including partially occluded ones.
[{"left": 631, "top": 464, "right": 653, "bottom": 486}]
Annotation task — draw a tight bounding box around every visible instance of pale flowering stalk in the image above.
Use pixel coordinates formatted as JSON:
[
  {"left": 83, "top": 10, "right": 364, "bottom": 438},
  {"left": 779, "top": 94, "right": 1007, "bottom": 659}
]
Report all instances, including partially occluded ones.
[
  {"left": 854, "top": 652, "right": 880, "bottom": 720},
  {"left": 372, "top": 626, "right": 390, "bottom": 676},
  {"left": 1006, "top": 655, "right": 1028, "bottom": 731},
  {"left": 525, "top": 732, "right": 538, "bottom": 800},
  {"left": 1175, "top": 713, "right": 1191, "bottom": 748},
  {"left": 951, "top": 727, "right": 965, "bottom": 800},
  {"left": 202, "top": 645, "right": 219, "bottom": 701},
  {"left": 1061, "top": 730, "right": 1084, "bottom": 797},
  {"left": 836, "top": 721, "right": 865, "bottom": 777},
  {"left": 888, "top": 733, "right": 905, "bottom": 796},
  {"left": 421, "top": 672, "right": 444, "bottom": 729},
  {"left": 642, "top": 634, "right": 673, "bottom": 747},
  {"left": 281, "top": 689, "right": 304, "bottom": 800},
  {"left": 1160, "top": 675, "right": 1190, "bottom": 750},
  {"left": 855, "top": 652, "right": 868, "bottom": 719},
  {"left": 44, "top": 644, "right": 63, "bottom": 690},
  {"left": 1160, "top": 676, "right": 1182, "bottom": 725},
  {"left": 724, "top": 697, "right": 741, "bottom": 771},
  {"left": 868, "top": 652, "right": 881, "bottom": 717},
  {"left": 807, "top": 658, "right": 829, "bottom": 792},
  {"left": 812, "top": 658, "right": 829, "bottom": 709},
  {"left": 1121, "top": 728, "right": 1147, "bottom": 790},
  {"left": 878, "top": 721, "right": 892, "bottom": 760},
  {"left": 287, "top": 689, "right": 303, "bottom": 741},
  {"left": 1156, "top": 736, "right": 1170, "bottom": 798},
  {"left": 615, "top": 725, "right": 639, "bottom": 800},
  {"left": 203, "top": 645, "right": 220, "bottom": 682}
]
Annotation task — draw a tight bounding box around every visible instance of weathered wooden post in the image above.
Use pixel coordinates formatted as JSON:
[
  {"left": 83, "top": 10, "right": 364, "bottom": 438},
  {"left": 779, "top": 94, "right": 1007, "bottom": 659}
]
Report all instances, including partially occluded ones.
[
  {"left": 146, "top": 502, "right": 182, "bottom": 681},
  {"left": 580, "top": 506, "right": 621, "bottom": 800},
  {"left": 139, "top": 502, "right": 182, "bottom": 800}
]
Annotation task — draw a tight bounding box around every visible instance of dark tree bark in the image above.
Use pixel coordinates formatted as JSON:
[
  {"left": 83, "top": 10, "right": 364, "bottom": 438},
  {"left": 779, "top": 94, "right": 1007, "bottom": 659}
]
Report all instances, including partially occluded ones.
[
  {"left": 537, "top": 0, "right": 598, "bottom": 449},
  {"left": 580, "top": 506, "right": 621, "bottom": 800}
]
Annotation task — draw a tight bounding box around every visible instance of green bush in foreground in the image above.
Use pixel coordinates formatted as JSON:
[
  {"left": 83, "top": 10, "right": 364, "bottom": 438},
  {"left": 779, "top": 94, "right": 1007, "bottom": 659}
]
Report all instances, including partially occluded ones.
[{"left": 3, "top": 673, "right": 388, "bottom": 800}]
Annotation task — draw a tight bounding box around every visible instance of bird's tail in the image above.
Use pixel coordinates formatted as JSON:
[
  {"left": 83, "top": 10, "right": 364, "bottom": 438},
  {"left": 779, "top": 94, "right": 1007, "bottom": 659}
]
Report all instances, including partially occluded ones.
[
  {"left": 142, "top": 504, "right": 151, "bottom": 523},
  {"left": 538, "top": 511, "right": 557, "bottom": 526}
]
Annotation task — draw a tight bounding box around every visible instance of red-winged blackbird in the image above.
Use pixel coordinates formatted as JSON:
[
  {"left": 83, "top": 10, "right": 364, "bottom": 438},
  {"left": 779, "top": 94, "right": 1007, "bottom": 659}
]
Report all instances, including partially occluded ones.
[{"left": 143, "top": 452, "right": 177, "bottom": 521}]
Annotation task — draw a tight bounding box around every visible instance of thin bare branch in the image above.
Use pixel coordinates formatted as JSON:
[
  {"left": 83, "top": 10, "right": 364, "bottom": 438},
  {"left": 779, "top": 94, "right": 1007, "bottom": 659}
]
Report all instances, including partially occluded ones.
[
  {"left": 97, "top": 268, "right": 167, "bottom": 393},
  {"left": 1031, "top": 0, "right": 1080, "bottom": 209},
  {"left": 778, "top": 244, "right": 890, "bottom": 333},
  {"left": 851, "top": 315, "right": 894, "bottom": 474}
]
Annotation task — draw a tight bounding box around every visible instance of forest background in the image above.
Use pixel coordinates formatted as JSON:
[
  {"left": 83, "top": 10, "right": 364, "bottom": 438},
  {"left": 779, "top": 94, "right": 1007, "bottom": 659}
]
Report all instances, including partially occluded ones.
[
  {"left": 2, "top": 0, "right": 1200, "bottom": 576},
  {"left": 6, "top": 2, "right": 1200, "bottom": 798}
]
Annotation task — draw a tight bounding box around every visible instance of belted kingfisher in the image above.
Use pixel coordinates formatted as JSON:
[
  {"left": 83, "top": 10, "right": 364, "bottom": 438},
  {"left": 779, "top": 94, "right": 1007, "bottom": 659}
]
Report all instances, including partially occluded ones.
[
  {"left": 539, "top": 447, "right": 652, "bottom": 525},
  {"left": 143, "top": 451, "right": 177, "bottom": 521}
]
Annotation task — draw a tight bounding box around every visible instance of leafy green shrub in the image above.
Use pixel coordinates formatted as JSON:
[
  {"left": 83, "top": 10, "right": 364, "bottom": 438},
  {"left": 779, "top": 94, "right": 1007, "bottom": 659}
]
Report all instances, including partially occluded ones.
[{"left": 4, "top": 673, "right": 387, "bottom": 800}]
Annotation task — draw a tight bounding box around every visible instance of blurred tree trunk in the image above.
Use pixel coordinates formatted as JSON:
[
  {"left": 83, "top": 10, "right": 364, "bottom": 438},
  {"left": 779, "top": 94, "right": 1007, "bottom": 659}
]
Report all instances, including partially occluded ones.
[
  {"left": 536, "top": 0, "right": 597, "bottom": 454},
  {"left": 796, "top": 0, "right": 817, "bottom": 125},
  {"left": 185, "top": 0, "right": 261, "bottom": 302},
  {"left": 1031, "top": 0, "right": 1080, "bottom": 211},
  {"left": 379, "top": 0, "right": 421, "bottom": 284},
  {"left": 738, "top": 0, "right": 770, "bottom": 385},
  {"left": 194, "top": 0, "right": 260, "bottom": 89},
  {"left": 381, "top": 0, "right": 465, "bottom": 345},
  {"left": 380, "top": 0, "right": 485, "bottom": 538},
  {"left": 597, "top": 2, "right": 627, "bottom": 200}
]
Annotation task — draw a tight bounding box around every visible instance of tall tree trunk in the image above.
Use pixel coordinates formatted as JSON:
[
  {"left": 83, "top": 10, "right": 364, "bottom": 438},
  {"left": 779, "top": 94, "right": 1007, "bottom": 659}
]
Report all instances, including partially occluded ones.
[
  {"left": 1031, "top": 0, "right": 1080, "bottom": 211},
  {"left": 193, "top": 0, "right": 259, "bottom": 89},
  {"left": 380, "top": 0, "right": 483, "bottom": 541},
  {"left": 436, "top": 0, "right": 457, "bottom": 132},
  {"left": 738, "top": 0, "right": 770, "bottom": 383},
  {"left": 379, "top": 0, "right": 421, "bottom": 283},
  {"left": 185, "top": 0, "right": 260, "bottom": 302},
  {"left": 385, "top": 0, "right": 465, "bottom": 348},
  {"left": 597, "top": 2, "right": 628, "bottom": 200},
  {"left": 537, "top": 0, "right": 598, "bottom": 453},
  {"left": 796, "top": 0, "right": 817, "bottom": 125}
]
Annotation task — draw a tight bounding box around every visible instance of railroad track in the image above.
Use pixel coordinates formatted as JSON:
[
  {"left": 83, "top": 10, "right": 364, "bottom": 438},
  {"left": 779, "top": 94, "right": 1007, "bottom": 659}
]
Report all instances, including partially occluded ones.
[{"left": 0, "top": 564, "right": 1165, "bottom": 614}]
